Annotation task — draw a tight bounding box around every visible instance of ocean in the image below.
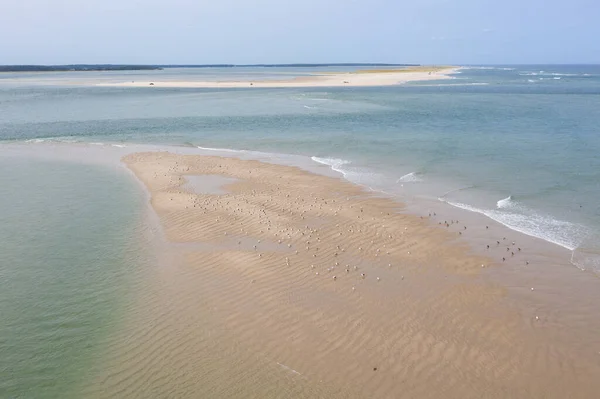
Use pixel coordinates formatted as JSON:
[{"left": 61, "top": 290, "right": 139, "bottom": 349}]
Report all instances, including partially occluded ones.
[{"left": 1, "top": 65, "right": 600, "bottom": 396}]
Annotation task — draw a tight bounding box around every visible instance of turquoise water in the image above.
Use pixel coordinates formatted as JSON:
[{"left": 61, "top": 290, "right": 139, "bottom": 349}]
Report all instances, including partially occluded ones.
[
  {"left": 0, "top": 156, "right": 147, "bottom": 398},
  {"left": 1, "top": 65, "right": 600, "bottom": 395}
]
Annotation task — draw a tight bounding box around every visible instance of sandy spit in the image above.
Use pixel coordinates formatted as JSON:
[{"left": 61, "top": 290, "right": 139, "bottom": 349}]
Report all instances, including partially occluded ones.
[
  {"left": 86, "top": 151, "right": 600, "bottom": 399},
  {"left": 96, "top": 67, "right": 459, "bottom": 89}
]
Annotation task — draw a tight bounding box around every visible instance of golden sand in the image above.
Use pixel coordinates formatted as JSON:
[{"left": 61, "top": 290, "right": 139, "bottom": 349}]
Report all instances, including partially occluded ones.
[{"left": 86, "top": 152, "right": 600, "bottom": 398}]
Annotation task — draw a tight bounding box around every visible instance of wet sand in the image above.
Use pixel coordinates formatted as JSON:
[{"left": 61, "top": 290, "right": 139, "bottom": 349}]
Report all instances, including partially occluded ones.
[{"left": 88, "top": 151, "right": 600, "bottom": 398}]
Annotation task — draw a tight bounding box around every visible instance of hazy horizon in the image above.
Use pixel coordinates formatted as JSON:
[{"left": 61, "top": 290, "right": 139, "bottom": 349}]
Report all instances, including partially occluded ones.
[
  {"left": 2, "top": 63, "right": 600, "bottom": 67},
  {"left": 1, "top": 0, "right": 599, "bottom": 65}
]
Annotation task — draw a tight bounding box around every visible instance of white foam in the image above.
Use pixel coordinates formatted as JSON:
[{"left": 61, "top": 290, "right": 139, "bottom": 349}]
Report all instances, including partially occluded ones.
[
  {"left": 24, "top": 137, "right": 76, "bottom": 144},
  {"left": 520, "top": 72, "right": 590, "bottom": 77},
  {"left": 417, "top": 82, "right": 490, "bottom": 87},
  {"left": 396, "top": 172, "right": 423, "bottom": 183},
  {"left": 311, "top": 156, "right": 351, "bottom": 176},
  {"left": 310, "top": 156, "right": 386, "bottom": 193},
  {"left": 197, "top": 145, "right": 245, "bottom": 153},
  {"left": 441, "top": 198, "right": 589, "bottom": 251},
  {"left": 290, "top": 94, "right": 330, "bottom": 102},
  {"left": 571, "top": 249, "right": 600, "bottom": 273},
  {"left": 496, "top": 195, "right": 515, "bottom": 209},
  {"left": 462, "top": 66, "right": 515, "bottom": 71}
]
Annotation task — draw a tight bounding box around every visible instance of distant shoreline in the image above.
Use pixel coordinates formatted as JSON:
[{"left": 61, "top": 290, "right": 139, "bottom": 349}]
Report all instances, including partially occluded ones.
[
  {"left": 96, "top": 66, "right": 458, "bottom": 88},
  {"left": 0, "top": 65, "right": 162, "bottom": 72},
  {"left": 0, "top": 63, "right": 419, "bottom": 73}
]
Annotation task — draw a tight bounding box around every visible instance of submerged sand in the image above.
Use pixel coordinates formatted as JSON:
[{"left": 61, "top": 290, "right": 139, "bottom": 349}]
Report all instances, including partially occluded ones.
[
  {"left": 97, "top": 67, "right": 458, "bottom": 89},
  {"left": 87, "top": 151, "right": 600, "bottom": 398}
]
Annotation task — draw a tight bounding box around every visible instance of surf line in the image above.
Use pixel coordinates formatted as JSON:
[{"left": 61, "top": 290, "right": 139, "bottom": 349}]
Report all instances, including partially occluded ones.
[{"left": 438, "top": 185, "right": 476, "bottom": 199}]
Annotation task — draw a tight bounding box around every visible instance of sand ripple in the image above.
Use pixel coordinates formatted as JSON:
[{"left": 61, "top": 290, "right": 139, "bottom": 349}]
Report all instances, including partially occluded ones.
[{"left": 82, "top": 152, "right": 600, "bottom": 398}]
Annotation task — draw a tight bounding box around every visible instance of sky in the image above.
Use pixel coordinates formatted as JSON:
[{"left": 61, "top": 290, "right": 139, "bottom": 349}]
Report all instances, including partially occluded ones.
[{"left": 1, "top": 0, "right": 599, "bottom": 65}]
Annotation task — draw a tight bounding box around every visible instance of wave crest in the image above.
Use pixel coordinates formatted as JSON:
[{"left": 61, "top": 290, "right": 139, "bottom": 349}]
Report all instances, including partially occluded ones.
[
  {"left": 396, "top": 172, "right": 423, "bottom": 183},
  {"left": 197, "top": 146, "right": 245, "bottom": 153},
  {"left": 311, "top": 156, "right": 351, "bottom": 175},
  {"left": 496, "top": 195, "right": 514, "bottom": 209}
]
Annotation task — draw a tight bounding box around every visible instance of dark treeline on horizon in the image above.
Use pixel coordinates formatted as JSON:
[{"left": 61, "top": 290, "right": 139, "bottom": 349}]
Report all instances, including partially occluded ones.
[
  {"left": 0, "top": 63, "right": 419, "bottom": 72},
  {"left": 0, "top": 65, "right": 162, "bottom": 72}
]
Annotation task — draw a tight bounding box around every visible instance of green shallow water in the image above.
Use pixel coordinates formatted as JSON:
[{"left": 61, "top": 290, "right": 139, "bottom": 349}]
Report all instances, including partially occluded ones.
[{"left": 0, "top": 157, "right": 146, "bottom": 398}]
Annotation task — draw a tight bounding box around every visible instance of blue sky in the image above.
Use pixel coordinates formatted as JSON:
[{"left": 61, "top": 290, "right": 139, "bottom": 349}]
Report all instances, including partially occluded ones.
[{"left": 1, "top": 0, "right": 598, "bottom": 65}]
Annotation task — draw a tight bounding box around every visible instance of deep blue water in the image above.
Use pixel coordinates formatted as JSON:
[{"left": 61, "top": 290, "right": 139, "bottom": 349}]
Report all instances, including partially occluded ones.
[{"left": 1, "top": 65, "right": 599, "bottom": 270}]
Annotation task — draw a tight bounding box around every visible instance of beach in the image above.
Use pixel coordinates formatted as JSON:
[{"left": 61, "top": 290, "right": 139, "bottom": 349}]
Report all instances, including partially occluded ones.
[
  {"left": 95, "top": 67, "right": 457, "bottom": 88},
  {"left": 80, "top": 150, "right": 600, "bottom": 398},
  {"left": 3, "top": 65, "right": 600, "bottom": 398}
]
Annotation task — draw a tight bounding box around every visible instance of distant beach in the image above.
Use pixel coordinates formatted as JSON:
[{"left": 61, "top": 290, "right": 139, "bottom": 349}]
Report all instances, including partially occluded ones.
[{"left": 95, "top": 66, "right": 457, "bottom": 88}]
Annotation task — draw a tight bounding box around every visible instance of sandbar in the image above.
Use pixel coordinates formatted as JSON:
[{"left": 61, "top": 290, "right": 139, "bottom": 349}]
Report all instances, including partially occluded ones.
[{"left": 87, "top": 151, "right": 600, "bottom": 398}]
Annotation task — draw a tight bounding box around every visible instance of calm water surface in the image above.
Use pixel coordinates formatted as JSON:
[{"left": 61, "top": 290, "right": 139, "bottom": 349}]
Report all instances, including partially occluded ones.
[{"left": 0, "top": 156, "right": 148, "bottom": 398}]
